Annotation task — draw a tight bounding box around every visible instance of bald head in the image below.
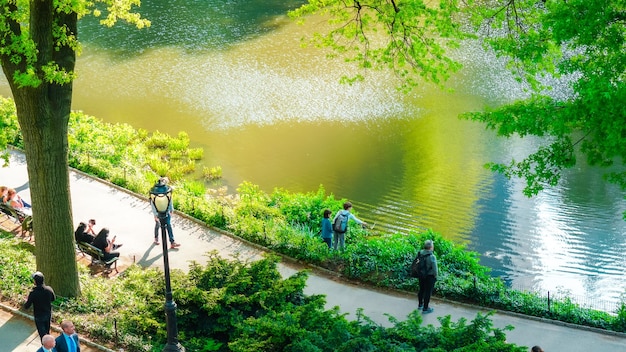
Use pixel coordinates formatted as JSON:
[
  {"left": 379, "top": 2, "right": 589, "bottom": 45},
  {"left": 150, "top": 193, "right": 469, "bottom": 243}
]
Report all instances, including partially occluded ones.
[{"left": 42, "top": 334, "right": 55, "bottom": 349}]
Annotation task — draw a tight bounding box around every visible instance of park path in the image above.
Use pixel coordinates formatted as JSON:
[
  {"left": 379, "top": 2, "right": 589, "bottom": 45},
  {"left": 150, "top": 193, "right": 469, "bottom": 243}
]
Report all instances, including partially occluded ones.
[{"left": 1, "top": 149, "right": 626, "bottom": 351}]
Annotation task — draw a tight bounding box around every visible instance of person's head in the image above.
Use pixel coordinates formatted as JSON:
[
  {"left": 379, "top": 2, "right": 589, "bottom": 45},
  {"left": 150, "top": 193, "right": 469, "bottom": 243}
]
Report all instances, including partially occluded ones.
[
  {"left": 41, "top": 334, "right": 56, "bottom": 349},
  {"left": 423, "top": 239, "right": 434, "bottom": 251},
  {"left": 6, "top": 188, "right": 16, "bottom": 200},
  {"left": 531, "top": 346, "right": 544, "bottom": 352},
  {"left": 88, "top": 219, "right": 96, "bottom": 227},
  {"left": 60, "top": 320, "right": 76, "bottom": 335},
  {"left": 32, "top": 271, "right": 44, "bottom": 286},
  {"left": 343, "top": 202, "right": 353, "bottom": 211},
  {"left": 158, "top": 176, "right": 169, "bottom": 185},
  {"left": 0, "top": 186, "right": 7, "bottom": 196},
  {"left": 323, "top": 209, "right": 332, "bottom": 218}
]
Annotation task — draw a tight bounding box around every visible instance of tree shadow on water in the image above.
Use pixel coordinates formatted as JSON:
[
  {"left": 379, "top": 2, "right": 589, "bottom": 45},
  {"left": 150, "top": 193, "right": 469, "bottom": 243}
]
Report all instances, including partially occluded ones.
[{"left": 79, "top": 0, "right": 308, "bottom": 59}]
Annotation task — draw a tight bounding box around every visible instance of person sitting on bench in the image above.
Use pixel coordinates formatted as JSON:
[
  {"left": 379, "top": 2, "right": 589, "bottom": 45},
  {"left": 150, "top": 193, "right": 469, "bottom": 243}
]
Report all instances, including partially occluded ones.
[
  {"left": 86, "top": 218, "right": 97, "bottom": 236},
  {"left": 5, "top": 188, "right": 32, "bottom": 213},
  {"left": 74, "top": 222, "right": 95, "bottom": 244},
  {"left": 92, "top": 228, "right": 122, "bottom": 265}
]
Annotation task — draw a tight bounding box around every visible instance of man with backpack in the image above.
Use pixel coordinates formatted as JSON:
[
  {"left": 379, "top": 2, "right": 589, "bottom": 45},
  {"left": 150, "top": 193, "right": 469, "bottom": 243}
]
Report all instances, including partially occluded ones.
[
  {"left": 332, "top": 201, "right": 368, "bottom": 251},
  {"left": 414, "top": 239, "right": 438, "bottom": 313}
]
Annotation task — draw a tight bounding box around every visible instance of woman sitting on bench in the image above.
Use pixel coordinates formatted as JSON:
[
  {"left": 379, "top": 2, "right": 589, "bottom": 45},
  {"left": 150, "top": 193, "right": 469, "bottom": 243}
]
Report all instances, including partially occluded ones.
[
  {"left": 5, "top": 188, "right": 32, "bottom": 214},
  {"left": 92, "top": 228, "right": 121, "bottom": 265}
]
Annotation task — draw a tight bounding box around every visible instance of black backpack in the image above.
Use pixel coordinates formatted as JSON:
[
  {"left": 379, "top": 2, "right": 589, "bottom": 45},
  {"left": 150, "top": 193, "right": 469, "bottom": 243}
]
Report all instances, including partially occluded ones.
[
  {"left": 333, "top": 212, "right": 348, "bottom": 233},
  {"left": 410, "top": 252, "right": 431, "bottom": 278}
]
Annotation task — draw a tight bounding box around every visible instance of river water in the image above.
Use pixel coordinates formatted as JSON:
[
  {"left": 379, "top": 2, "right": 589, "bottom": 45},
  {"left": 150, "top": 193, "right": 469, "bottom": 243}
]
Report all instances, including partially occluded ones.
[{"left": 1, "top": 1, "right": 624, "bottom": 310}]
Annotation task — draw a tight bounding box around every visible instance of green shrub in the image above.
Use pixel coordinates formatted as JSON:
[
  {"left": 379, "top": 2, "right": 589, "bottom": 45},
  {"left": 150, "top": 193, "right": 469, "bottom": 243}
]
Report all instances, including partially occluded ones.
[{"left": 1, "top": 96, "right": 624, "bottom": 335}]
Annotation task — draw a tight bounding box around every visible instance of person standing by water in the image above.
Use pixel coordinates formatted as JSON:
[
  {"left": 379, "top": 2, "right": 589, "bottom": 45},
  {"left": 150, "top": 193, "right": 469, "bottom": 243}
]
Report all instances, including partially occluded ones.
[
  {"left": 332, "top": 201, "right": 367, "bottom": 251},
  {"left": 417, "top": 239, "right": 438, "bottom": 314},
  {"left": 23, "top": 271, "right": 56, "bottom": 340},
  {"left": 321, "top": 209, "right": 333, "bottom": 248}
]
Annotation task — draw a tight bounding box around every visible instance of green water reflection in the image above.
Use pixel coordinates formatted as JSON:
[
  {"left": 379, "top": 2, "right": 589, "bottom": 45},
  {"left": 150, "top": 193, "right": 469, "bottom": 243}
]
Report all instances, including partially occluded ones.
[
  {"left": 0, "top": 1, "right": 623, "bottom": 309},
  {"left": 80, "top": 0, "right": 307, "bottom": 55}
]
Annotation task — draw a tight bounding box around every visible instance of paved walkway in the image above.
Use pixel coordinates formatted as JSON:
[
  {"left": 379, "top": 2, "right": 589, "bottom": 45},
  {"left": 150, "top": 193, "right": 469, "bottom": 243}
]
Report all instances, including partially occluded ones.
[{"left": 1, "top": 149, "right": 626, "bottom": 351}]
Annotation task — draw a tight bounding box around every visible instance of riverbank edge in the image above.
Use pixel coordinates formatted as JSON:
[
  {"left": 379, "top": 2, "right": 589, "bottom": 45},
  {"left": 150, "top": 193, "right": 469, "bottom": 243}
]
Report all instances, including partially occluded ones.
[
  {"left": 61, "top": 161, "right": 626, "bottom": 340},
  {"left": 3, "top": 147, "right": 626, "bottom": 342}
]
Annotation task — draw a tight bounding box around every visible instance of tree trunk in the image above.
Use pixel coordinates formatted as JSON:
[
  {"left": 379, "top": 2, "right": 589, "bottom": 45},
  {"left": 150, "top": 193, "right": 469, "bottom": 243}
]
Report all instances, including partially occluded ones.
[
  {"left": 0, "top": 0, "right": 81, "bottom": 297},
  {"left": 13, "top": 86, "right": 80, "bottom": 297}
]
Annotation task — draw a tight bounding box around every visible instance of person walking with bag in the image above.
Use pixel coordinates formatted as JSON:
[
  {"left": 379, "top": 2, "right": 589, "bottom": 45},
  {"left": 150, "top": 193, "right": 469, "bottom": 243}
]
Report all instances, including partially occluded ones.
[
  {"left": 416, "top": 239, "right": 438, "bottom": 313},
  {"left": 151, "top": 177, "right": 181, "bottom": 248},
  {"left": 332, "top": 201, "right": 367, "bottom": 251}
]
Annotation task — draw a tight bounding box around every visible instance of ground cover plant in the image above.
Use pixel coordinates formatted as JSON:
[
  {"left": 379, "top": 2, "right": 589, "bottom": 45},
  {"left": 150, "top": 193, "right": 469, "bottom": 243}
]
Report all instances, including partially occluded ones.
[
  {"left": 1, "top": 98, "right": 625, "bottom": 333},
  {"left": 0, "top": 232, "right": 527, "bottom": 351}
]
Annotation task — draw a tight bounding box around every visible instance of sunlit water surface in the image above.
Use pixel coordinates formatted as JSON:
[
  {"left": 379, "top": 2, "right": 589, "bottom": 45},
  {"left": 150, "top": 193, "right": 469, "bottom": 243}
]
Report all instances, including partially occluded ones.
[{"left": 0, "top": 1, "right": 624, "bottom": 310}]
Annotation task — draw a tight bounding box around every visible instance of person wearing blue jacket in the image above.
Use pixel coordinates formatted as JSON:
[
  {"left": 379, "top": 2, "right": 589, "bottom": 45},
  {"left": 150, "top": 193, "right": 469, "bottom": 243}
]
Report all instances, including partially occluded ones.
[{"left": 321, "top": 209, "right": 333, "bottom": 248}]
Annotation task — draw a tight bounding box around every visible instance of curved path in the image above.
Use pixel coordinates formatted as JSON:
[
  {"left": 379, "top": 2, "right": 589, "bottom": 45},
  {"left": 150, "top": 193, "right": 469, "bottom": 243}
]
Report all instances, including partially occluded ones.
[{"left": 1, "top": 149, "right": 625, "bottom": 351}]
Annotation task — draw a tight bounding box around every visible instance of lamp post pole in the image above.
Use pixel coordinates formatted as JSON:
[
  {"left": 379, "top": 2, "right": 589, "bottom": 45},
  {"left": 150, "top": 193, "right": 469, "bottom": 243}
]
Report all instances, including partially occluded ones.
[{"left": 150, "top": 180, "right": 185, "bottom": 352}]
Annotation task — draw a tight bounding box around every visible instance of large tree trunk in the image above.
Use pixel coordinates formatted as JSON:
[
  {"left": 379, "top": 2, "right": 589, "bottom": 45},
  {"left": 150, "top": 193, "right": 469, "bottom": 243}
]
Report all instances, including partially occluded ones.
[
  {"left": 13, "top": 87, "right": 80, "bottom": 297},
  {"left": 0, "top": 0, "right": 81, "bottom": 297}
]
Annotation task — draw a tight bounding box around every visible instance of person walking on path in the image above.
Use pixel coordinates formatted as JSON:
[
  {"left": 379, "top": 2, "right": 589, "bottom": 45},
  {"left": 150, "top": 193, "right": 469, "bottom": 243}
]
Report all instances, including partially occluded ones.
[
  {"left": 321, "top": 209, "right": 333, "bottom": 248},
  {"left": 332, "top": 201, "right": 367, "bottom": 251},
  {"left": 150, "top": 177, "right": 180, "bottom": 249},
  {"left": 417, "top": 239, "right": 438, "bottom": 314},
  {"left": 23, "top": 271, "right": 56, "bottom": 340},
  {"left": 38, "top": 334, "right": 57, "bottom": 352},
  {"left": 55, "top": 320, "right": 80, "bottom": 352}
]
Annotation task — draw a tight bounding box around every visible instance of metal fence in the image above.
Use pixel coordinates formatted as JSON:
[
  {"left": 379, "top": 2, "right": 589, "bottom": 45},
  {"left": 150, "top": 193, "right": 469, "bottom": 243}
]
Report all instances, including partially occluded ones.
[{"left": 510, "top": 283, "right": 622, "bottom": 314}]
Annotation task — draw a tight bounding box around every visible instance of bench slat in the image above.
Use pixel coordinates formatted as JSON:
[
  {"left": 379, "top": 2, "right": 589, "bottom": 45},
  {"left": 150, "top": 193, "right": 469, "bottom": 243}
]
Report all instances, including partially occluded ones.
[{"left": 76, "top": 241, "right": 118, "bottom": 273}]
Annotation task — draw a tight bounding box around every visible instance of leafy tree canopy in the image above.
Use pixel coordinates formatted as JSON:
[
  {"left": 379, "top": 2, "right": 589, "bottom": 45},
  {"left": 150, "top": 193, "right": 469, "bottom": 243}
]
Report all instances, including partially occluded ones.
[
  {"left": 462, "top": 0, "right": 626, "bottom": 198},
  {"left": 292, "top": 0, "right": 626, "bottom": 204},
  {"left": 0, "top": 0, "right": 149, "bottom": 297},
  {"left": 0, "top": 0, "right": 149, "bottom": 90},
  {"left": 289, "top": 0, "right": 472, "bottom": 92}
]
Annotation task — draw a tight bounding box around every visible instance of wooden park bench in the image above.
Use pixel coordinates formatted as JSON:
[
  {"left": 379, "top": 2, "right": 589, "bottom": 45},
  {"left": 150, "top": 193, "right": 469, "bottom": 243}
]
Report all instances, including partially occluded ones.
[
  {"left": 76, "top": 241, "right": 119, "bottom": 273},
  {"left": 0, "top": 203, "right": 33, "bottom": 239}
]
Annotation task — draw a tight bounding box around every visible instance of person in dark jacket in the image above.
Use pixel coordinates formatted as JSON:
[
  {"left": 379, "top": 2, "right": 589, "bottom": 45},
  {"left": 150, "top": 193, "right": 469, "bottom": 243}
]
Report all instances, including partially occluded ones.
[
  {"left": 74, "top": 222, "right": 94, "bottom": 244},
  {"left": 55, "top": 320, "right": 81, "bottom": 352},
  {"left": 23, "top": 271, "right": 56, "bottom": 340},
  {"left": 417, "top": 239, "right": 438, "bottom": 314},
  {"left": 92, "top": 228, "right": 121, "bottom": 265}
]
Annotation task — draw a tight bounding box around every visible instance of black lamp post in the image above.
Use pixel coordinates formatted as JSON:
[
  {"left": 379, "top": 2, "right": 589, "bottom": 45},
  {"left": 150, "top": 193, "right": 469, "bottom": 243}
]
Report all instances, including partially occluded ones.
[{"left": 149, "top": 180, "right": 185, "bottom": 352}]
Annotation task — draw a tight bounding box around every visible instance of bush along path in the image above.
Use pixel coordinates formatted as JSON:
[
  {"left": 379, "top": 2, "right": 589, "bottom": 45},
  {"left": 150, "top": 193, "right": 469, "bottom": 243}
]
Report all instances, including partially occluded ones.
[{"left": 2, "top": 150, "right": 626, "bottom": 351}]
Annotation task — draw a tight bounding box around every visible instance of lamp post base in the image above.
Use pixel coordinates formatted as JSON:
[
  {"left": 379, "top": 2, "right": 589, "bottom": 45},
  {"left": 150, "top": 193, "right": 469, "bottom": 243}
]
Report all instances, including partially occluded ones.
[{"left": 163, "top": 343, "right": 185, "bottom": 352}]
